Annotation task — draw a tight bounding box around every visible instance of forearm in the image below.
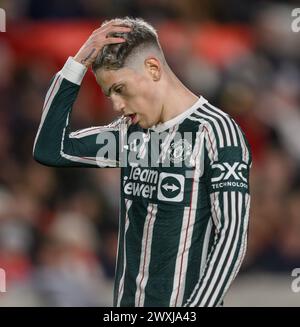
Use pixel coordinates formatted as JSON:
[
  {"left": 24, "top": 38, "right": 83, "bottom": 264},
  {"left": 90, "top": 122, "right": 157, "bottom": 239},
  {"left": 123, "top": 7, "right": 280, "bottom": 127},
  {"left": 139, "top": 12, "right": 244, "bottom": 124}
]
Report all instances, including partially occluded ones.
[{"left": 33, "top": 58, "right": 87, "bottom": 166}]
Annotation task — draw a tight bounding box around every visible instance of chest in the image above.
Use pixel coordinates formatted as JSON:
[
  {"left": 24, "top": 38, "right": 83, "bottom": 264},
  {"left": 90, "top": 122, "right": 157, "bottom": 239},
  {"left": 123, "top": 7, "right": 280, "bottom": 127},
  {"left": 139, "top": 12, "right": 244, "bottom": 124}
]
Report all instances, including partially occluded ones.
[{"left": 120, "top": 128, "right": 206, "bottom": 206}]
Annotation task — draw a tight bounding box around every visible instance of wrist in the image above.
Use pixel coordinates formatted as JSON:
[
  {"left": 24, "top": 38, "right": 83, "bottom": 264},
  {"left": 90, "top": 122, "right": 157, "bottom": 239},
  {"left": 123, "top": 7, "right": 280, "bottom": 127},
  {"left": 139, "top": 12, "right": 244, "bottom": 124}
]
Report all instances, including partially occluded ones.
[
  {"left": 73, "top": 54, "right": 90, "bottom": 68},
  {"left": 60, "top": 57, "right": 88, "bottom": 85}
]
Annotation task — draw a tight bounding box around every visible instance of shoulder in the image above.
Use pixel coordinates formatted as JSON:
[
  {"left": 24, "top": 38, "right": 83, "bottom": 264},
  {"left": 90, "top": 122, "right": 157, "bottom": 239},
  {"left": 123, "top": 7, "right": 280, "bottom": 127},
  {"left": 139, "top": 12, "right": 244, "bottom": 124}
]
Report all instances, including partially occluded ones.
[
  {"left": 194, "top": 102, "right": 240, "bottom": 145},
  {"left": 193, "top": 101, "right": 251, "bottom": 165}
]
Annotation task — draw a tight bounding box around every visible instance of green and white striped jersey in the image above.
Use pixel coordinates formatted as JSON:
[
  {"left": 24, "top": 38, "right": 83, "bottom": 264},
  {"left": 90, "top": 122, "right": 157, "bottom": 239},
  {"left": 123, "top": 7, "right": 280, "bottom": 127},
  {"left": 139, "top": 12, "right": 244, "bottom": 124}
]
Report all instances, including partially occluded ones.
[{"left": 33, "top": 57, "right": 252, "bottom": 307}]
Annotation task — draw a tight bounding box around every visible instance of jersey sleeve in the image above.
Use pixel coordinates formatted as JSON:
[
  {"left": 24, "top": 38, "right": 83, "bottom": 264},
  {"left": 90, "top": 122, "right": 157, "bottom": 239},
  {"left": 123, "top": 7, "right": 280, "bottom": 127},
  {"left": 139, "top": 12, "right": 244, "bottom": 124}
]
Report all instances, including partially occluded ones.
[
  {"left": 185, "top": 119, "right": 252, "bottom": 307},
  {"left": 33, "top": 57, "right": 124, "bottom": 168}
]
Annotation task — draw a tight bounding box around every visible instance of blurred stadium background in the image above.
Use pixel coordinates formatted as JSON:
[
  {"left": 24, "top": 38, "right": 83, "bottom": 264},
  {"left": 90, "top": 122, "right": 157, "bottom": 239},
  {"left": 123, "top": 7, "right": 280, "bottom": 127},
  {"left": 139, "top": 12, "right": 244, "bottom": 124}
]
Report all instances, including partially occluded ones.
[{"left": 0, "top": 0, "right": 300, "bottom": 306}]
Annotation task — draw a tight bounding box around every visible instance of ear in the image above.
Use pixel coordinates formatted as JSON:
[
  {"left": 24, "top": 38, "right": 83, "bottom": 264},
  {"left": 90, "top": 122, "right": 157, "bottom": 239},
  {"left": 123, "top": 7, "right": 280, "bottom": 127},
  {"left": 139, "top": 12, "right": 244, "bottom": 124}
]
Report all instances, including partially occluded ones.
[{"left": 144, "top": 57, "right": 161, "bottom": 81}]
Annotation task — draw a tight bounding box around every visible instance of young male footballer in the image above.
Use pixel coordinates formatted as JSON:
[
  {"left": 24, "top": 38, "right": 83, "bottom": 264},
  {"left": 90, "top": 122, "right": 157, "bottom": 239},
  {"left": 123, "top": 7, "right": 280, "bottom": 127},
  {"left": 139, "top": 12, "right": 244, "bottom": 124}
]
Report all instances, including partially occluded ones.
[{"left": 33, "top": 17, "right": 251, "bottom": 307}]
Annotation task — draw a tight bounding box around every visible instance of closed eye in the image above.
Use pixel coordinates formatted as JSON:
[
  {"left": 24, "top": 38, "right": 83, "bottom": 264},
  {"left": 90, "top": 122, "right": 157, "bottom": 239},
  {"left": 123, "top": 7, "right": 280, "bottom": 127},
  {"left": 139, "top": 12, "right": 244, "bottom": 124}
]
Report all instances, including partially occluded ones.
[{"left": 114, "top": 85, "right": 124, "bottom": 94}]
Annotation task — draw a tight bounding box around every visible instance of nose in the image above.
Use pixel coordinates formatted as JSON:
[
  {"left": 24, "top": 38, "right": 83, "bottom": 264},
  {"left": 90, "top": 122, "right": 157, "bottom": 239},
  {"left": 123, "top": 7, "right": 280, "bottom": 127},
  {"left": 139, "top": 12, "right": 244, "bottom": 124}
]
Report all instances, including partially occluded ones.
[{"left": 112, "top": 96, "right": 125, "bottom": 113}]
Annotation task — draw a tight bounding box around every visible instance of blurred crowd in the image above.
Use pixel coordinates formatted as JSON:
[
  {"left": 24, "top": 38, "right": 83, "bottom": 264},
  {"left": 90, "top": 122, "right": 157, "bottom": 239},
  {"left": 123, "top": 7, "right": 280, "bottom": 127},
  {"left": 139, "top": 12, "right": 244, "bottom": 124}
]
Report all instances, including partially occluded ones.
[{"left": 0, "top": 0, "right": 300, "bottom": 306}]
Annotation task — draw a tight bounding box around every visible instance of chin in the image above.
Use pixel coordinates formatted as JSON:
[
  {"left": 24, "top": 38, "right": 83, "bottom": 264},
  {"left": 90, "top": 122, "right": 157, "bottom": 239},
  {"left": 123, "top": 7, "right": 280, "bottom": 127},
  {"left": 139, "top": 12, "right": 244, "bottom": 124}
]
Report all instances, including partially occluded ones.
[
  {"left": 137, "top": 117, "right": 158, "bottom": 129},
  {"left": 142, "top": 118, "right": 159, "bottom": 129},
  {"left": 137, "top": 120, "right": 147, "bottom": 129}
]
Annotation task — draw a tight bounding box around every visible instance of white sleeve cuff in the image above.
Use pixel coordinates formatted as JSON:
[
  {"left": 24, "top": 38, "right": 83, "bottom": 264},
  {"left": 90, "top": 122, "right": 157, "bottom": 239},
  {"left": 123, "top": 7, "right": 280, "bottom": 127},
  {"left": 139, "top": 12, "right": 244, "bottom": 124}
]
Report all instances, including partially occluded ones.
[{"left": 60, "top": 57, "right": 88, "bottom": 85}]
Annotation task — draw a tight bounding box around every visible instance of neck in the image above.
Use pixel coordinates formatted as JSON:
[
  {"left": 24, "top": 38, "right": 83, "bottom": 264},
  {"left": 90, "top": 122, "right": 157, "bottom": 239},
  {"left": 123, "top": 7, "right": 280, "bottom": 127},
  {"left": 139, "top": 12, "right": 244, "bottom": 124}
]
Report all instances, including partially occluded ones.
[{"left": 159, "top": 70, "right": 199, "bottom": 123}]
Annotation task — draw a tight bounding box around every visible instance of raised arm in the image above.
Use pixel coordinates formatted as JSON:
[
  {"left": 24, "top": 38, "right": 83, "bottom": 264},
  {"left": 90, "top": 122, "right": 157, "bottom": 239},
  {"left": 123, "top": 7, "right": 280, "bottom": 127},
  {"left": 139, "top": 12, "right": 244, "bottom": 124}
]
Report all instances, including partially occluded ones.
[{"left": 33, "top": 23, "right": 131, "bottom": 167}]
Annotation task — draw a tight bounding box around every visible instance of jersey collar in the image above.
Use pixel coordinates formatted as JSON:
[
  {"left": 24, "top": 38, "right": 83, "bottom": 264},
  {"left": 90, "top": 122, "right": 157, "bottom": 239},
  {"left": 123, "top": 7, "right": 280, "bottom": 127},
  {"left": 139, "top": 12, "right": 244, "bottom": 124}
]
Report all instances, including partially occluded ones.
[{"left": 149, "top": 96, "right": 208, "bottom": 133}]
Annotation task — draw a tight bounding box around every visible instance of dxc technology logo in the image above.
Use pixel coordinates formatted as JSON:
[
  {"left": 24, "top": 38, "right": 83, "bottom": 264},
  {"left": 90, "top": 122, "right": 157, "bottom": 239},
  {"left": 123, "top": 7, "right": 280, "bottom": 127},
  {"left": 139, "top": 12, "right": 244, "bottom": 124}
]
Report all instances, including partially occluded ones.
[
  {"left": 211, "top": 162, "right": 248, "bottom": 190},
  {"left": 211, "top": 162, "right": 247, "bottom": 183},
  {"left": 0, "top": 8, "right": 6, "bottom": 32}
]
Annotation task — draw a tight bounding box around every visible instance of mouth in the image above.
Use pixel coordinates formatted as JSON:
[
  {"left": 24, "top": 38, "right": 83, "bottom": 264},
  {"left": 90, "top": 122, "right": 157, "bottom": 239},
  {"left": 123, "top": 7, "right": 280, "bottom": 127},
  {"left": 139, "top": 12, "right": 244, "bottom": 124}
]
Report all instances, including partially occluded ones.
[{"left": 128, "top": 113, "right": 138, "bottom": 124}]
